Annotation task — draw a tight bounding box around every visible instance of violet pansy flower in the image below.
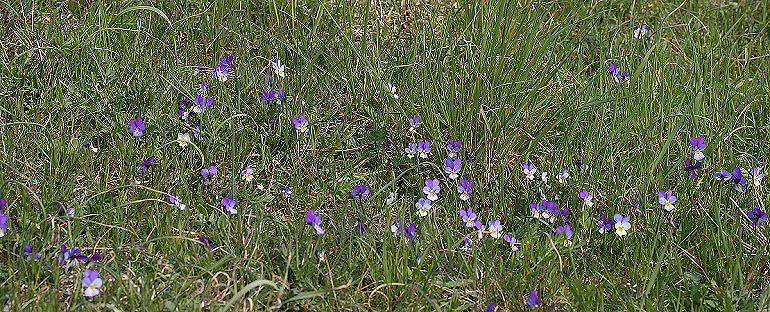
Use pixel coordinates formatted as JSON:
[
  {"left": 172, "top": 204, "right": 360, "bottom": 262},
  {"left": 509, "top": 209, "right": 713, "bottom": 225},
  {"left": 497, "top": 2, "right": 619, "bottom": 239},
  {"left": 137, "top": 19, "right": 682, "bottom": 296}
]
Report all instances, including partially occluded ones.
[
  {"left": 555, "top": 224, "right": 573, "bottom": 247},
  {"left": 305, "top": 210, "right": 325, "bottom": 235},
  {"left": 129, "top": 117, "right": 146, "bottom": 137},
  {"left": 201, "top": 166, "right": 218, "bottom": 185},
  {"left": 503, "top": 234, "right": 519, "bottom": 251},
  {"left": 417, "top": 141, "right": 431, "bottom": 159},
  {"left": 523, "top": 164, "right": 537, "bottom": 180},
  {"left": 444, "top": 158, "right": 462, "bottom": 180},
  {"left": 82, "top": 270, "right": 103, "bottom": 297},
  {"left": 24, "top": 244, "right": 40, "bottom": 261},
  {"left": 169, "top": 193, "right": 186, "bottom": 210},
  {"left": 747, "top": 205, "right": 767, "bottom": 227},
  {"left": 139, "top": 156, "right": 155, "bottom": 173},
  {"left": 751, "top": 167, "right": 764, "bottom": 188},
  {"left": 658, "top": 190, "right": 677, "bottom": 212},
  {"left": 292, "top": 115, "right": 309, "bottom": 133},
  {"left": 527, "top": 290, "right": 541, "bottom": 308},
  {"left": 408, "top": 115, "right": 420, "bottom": 132},
  {"left": 351, "top": 184, "right": 370, "bottom": 200},
  {"left": 731, "top": 168, "right": 748, "bottom": 193},
  {"left": 193, "top": 95, "right": 214, "bottom": 113},
  {"left": 222, "top": 196, "right": 237, "bottom": 214},
  {"left": 684, "top": 159, "right": 702, "bottom": 178},
  {"left": 579, "top": 191, "right": 594, "bottom": 207},
  {"left": 614, "top": 214, "right": 631, "bottom": 236},
  {"left": 632, "top": 24, "right": 648, "bottom": 39},
  {"left": 241, "top": 166, "right": 254, "bottom": 182},
  {"left": 459, "top": 207, "right": 477, "bottom": 228},
  {"left": 597, "top": 213, "right": 614, "bottom": 234},
  {"left": 446, "top": 139, "right": 462, "bottom": 158},
  {"left": 488, "top": 220, "right": 502, "bottom": 239},
  {"left": 272, "top": 59, "right": 286, "bottom": 78},
  {"left": 415, "top": 198, "right": 432, "bottom": 217},
  {"left": 423, "top": 178, "right": 440, "bottom": 201},
  {"left": 689, "top": 136, "right": 707, "bottom": 160},
  {"left": 405, "top": 143, "right": 417, "bottom": 158},
  {"left": 457, "top": 179, "right": 475, "bottom": 201}
]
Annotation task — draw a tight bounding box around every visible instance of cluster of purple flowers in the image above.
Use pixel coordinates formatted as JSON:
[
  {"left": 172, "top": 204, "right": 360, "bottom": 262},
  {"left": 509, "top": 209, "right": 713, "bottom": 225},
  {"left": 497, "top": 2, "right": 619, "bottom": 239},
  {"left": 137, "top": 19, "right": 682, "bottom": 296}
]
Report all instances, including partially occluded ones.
[
  {"left": 390, "top": 221, "right": 418, "bottom": 241},
  {"left": 608, "top": 62, "right": 629, "bottom": 83},
  {"left": 530, "top": 200, "right": 567, "bottom": 223}
]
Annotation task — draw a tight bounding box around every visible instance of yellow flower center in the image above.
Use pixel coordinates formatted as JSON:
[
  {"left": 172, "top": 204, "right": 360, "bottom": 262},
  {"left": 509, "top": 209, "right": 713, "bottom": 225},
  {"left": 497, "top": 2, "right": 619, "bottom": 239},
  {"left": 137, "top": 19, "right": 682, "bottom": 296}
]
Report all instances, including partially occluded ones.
[{"left": 89, "top": 286, "right": 95, "bottom": 290}]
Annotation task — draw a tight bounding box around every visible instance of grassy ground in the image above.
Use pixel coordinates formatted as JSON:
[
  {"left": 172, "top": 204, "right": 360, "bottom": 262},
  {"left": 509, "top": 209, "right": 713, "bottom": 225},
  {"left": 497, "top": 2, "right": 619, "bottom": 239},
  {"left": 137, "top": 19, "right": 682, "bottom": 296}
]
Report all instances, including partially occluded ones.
[{"left": 1, "top": 0, "right": 769, "bottom": 310}]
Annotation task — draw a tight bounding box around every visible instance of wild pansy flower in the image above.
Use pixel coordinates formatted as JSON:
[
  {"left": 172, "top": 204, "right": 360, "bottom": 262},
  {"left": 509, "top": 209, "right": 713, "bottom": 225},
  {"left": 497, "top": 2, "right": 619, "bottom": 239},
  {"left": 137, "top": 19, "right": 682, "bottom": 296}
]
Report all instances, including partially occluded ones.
[
  {"left": 272, "top": 59, "right": 286, "bottom": 78},
  {"left": 503, "top": 234, "right": 519, "bottom": 251},
  {"left": 220, "top": 53, "right": 233, "bottom": 67},
  {"left": 613, "top": 213, "right": 631, "bottom": 236},
  {"left": 405, "top": 143, "right": 417, "bottom": 158},
  {"left": 57, "top": 245, "right": 83, "bottom": 271},
  {"left": 609, "top": 62, "right": 629, "bottom": 83},
  {"left": 530, "top": 202, "right": 543, "bottom": 219},
  {"left": 474, "top": 221, "right": 485, "bottom": 239},
  {"left": 597, "top": 213, "right": 614, "bottom": 234},
  {"left": 408, "top": 115, "right": 421, "bottom": 132},
  {"left": 690, "top": 136, "right": 707, "bottom": 160},
  {"left": 282, "top": 186, "right": 292, "bottom": 198},
  {"left": 199, "top": 237, "right": 216, "bottom": 252},
  {"left": 684, "top": 159, "right": 702, "bottom": 178},
  {"left": 0, "top": 211, "right": 7, "bottom": 238},
  {"left": 484, "top": 303, "right": 497, "bottom": 312},
  {"left": 523, "top": 164, "right": 537, "bottom": 180},
  {"left": 457, "top": 179, "right": 474, "bottom": 201},
  {"left": 262, "top": 89, "right": 280, "bottom": 104},
  {"left": 201, "top": 166, "right": 218, "bottom": 185},
  {"left": 169, "top": 193, "right": 186, "bottom": 210},
  {"left": 178, "top": 98, "right": 190, "bottom": 122},
  {"left": 488, "top": 220, "right": 503, "bottom": 239},
  {"left": 555, "top": 224, "right": 573, "bottom": 247},
  {"left": 129, "top": 117, "right": 146, "bottom": 137},
  {"left": 539, "top": 200, "right": 560, "bottom": 223},
  {"left": 139, "top": 156, "right": 155, "bottom": 173},
  {"left": 714, "top": 169, "right": 731, "bottom": 181},
  {"left": 574, "top": 154, "right": 588, "bottom": 171},
  {"left": 292, "top": 115, "right": 309, "bottom": 133},
  {"left": 404, "top": 223, "right": 418, "bottom": 240},
  {"left": 579, "top": 191, "right": 594, "bottom": 207},
  {"left": 417, "top": 141, "right": 431, "bottom": 158},
  {"left": 526, "top": 290, "right": 542, "bottom": 308},
  {"left": 222, "top": 196, "right": 237, "bottom": 214},
  {"left": 57, "top": 203, "right": 75, "bottom": 220},
  {"left": 194, "top": 63, "right": 204, "bottom": 76},
  {"left": 459, "top": 207, "right": 477, "bottom": 228},
  {"left": 193, "top": 95, "right": 214, "bottom": 114},
  {"left": 241, "top": 166, "right": 254, "bottom": 182},
  {"left": 541, "top": 171, "right": 548, "bottom": 183},
  {"left": 24, "top": 245, "right": 40, "bottom": 261},
  {"left": 390, "top": 221, "right": 402, "bottom": 237},
  {"left": 658, "top": 190, "right": 677, "bottom": 212},
  {"left": 351, "top": 184, "right": 370, "bottom": 200},
  {"left": 305, "top": 210, "right": 325, "bottom": 235},
  {"left": 82, "top": 269, "right": 103, "bottom": 297},
  {"left": 199, "top": 81, "right": 209, "bottom": 95},
  {"left": 446, "top": 139, "right": 462, "bottom": 158},
  {"left": 444, "top": 158, "right": 462, "bottom": 180},
  {"left": 751, "top": 167, "right": 764, "bottom": 187},
  {"left": 177, "top": 133, "right": 192, "bottom": 147},
  {"left": 731, "top": 168, "right": 748, "bottom": 193},
  {"left": 215, "top": 64, "right": 230, "bottom": 82},
  {"left": 386, "top": 82, "right": 399, "bottom": 99},
  {"left": 415, "top": 198, "right": 432, "bottom": 217},
  {"left": 423, "top": 178, "right": 440, "bottom": 201},
  {"left": 632, "top": 25, "right": 648, "bottom": 39},
  {"left": 747, "top": 205, "right": 767, "bottom": 227},
  {"left": 557, "top": 169, "right": 569, "bottom": 184},
  {"left": 355, "top": 220, "right": 366, "bottom": 236}
]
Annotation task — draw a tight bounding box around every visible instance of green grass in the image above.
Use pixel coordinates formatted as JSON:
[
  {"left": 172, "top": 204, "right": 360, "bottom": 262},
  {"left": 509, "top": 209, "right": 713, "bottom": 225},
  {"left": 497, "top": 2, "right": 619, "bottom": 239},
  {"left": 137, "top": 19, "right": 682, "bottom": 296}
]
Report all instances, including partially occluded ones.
[{"left": 1, "top": 0, "right": 769, "bottom": 310}]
